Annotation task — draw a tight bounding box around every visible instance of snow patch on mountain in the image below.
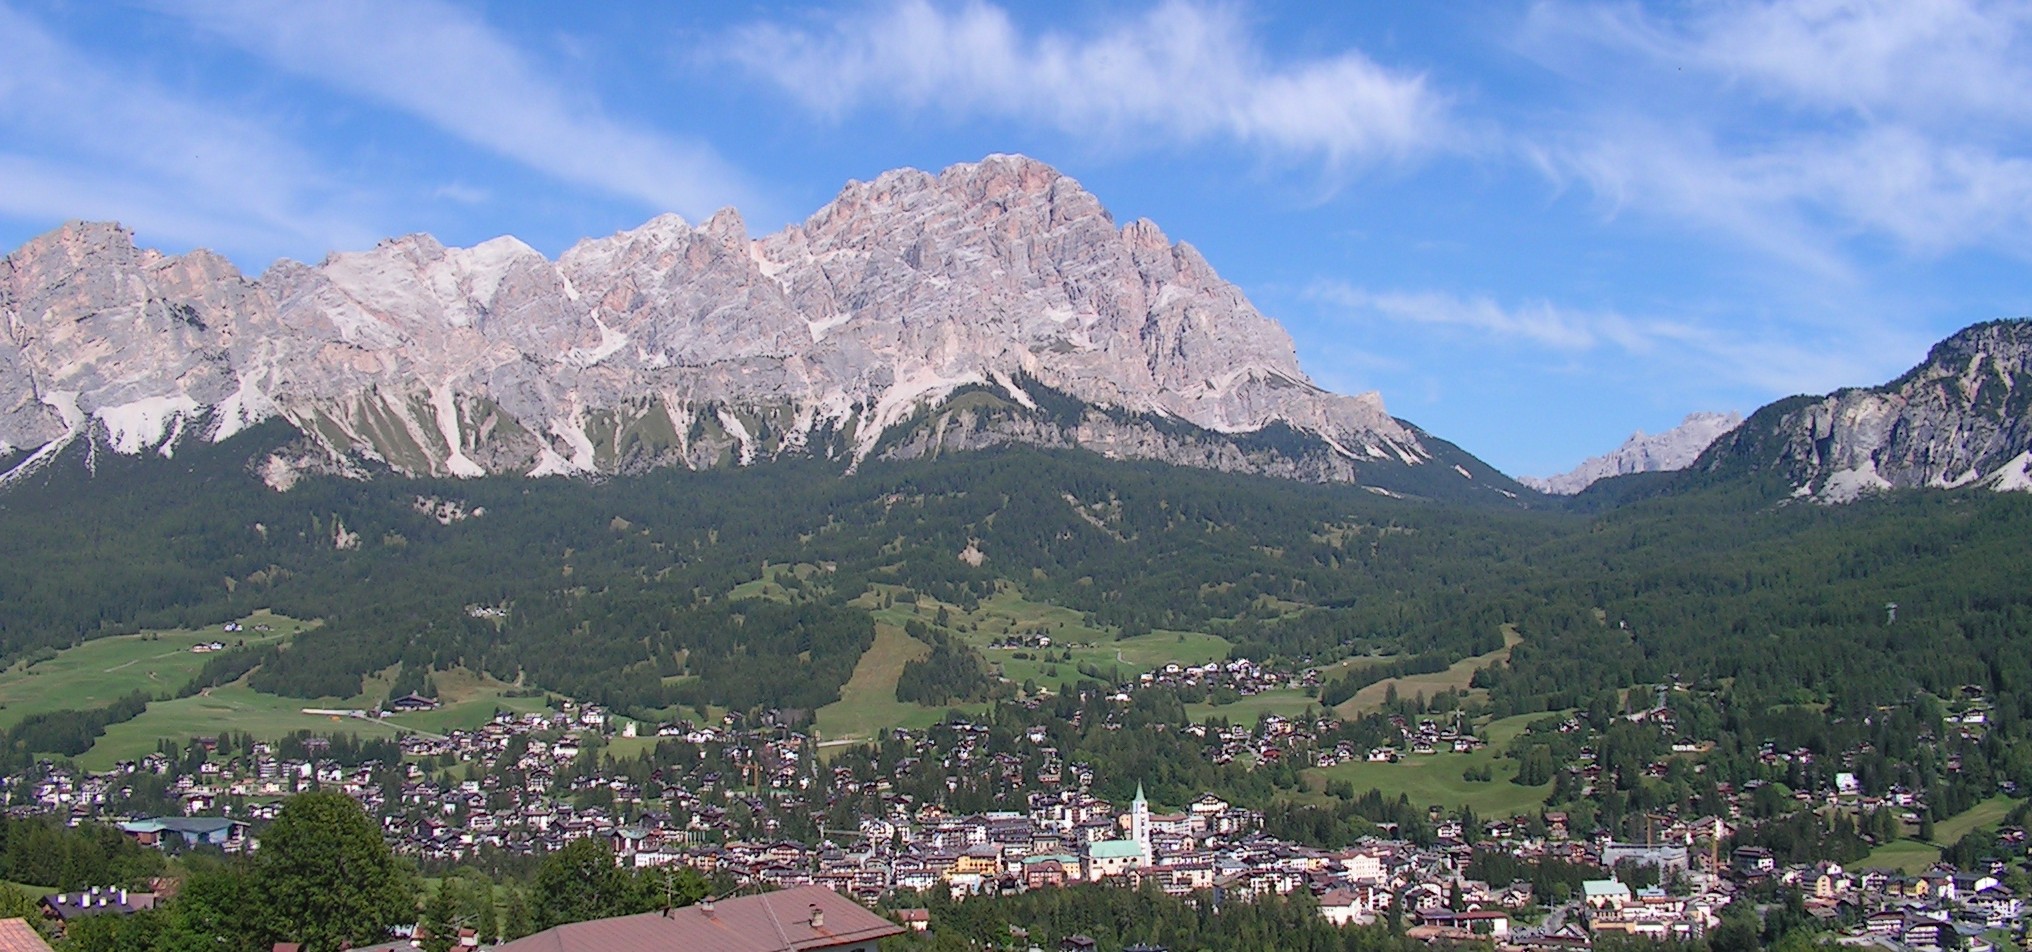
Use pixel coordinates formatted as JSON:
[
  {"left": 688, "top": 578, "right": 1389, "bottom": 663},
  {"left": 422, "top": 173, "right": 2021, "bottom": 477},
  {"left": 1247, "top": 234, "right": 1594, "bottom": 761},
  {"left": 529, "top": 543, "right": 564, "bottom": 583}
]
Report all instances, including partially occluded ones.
[
  {"left": 858, "top": 368, "right": 984, "bottom": 459},
  {"left": 95, "top": 393, "right": 201, "bottom": 454},
  {"left": 562, "top": 316, "right": 628, "bottom": 368},
  {"left": 1819, "top": 460, "right": 1896, "bottom": 503},
  {"left": 211, "top": 378, "right": 279, "bottom": 443},
  {"left": 527, "top": 445, "right": 578, "bottom": 479},
  {"left": 1987, "top": 451, "right": 2032, "bottom": 492},
  {"left": 716, "top": 407, "right": 757, "bottom": 466},
  {"left": 0, "top": 157, "right": 1467, "bottom": 490},
  {"left": 429, "top": 387, "right": 485, "bottom": 478}
]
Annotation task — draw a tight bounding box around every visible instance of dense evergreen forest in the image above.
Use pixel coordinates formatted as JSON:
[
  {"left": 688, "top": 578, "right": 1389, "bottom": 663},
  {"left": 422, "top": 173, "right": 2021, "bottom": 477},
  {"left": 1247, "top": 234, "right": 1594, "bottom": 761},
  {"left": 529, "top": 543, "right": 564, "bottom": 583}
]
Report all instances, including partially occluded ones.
[
  {"left": 882, "top": 883, "right": 1435, "bottom": 952},
  {"left": 5, "top": 421, "right": 2032, "bottom": 760}
]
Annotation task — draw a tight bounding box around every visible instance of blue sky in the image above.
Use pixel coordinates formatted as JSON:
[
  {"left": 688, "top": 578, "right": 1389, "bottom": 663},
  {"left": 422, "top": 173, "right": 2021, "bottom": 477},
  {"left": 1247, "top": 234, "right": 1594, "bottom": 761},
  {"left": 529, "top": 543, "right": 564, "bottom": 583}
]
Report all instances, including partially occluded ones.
[{"left": 3, "top": 1, "right": 2029, "bottom": 477}]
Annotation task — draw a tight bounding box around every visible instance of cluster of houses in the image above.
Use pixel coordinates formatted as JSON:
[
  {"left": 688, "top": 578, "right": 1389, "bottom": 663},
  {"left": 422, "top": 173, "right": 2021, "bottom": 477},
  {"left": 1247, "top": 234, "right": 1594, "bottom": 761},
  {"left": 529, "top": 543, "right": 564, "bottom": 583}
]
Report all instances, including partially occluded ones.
[
  {"left": 1732, "top": 854, "right": 2029, "bottom": 950},
  {"left": 1135, "top": 657, "right": 1306, "bottom": 696},
  {"left": 7, "top": 663, "right": 2030, "bottom": 951},
  {"left": 24, "top": 690, "right": 2026, "bottom": 951}
]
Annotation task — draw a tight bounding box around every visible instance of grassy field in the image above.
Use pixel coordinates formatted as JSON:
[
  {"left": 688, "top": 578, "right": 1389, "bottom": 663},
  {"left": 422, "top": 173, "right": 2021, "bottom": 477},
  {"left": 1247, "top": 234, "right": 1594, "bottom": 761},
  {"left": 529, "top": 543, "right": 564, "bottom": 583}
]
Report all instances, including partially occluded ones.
[
  {"left": 76, "top": 664, "right": 551, "bottom": 770},
  {"left": 905, "top": 586, "right": 1232, "bottom": 693},
  {"left": 1861, "top": 839, "right": 1944, "bottom": 873},
  {"left": 1861, "top": 794, "right": 2023, "bottom": 871},
  {"left": 814, "top": 585, "right": 1236, "bottom": 742},
  {"left": 932, "top": 586, "right": 1115, "bottom": 643},
  {"left": 1307, "top": 712, "right": 1553, "bottom": 818},
  {"left": 377, "top": 668, "right": 555, "bottom": 734},
  {"left": 1332, "top": 625, "right": 1523, "bottom": 718},
  {"left": 1185, "top": 688, "right": 1322, "bottom": 723},
  {"left": 0, "top": 610, "right": 311, "bottom": 730},
  {"left": 813, "top": 623, "right": 952, "bottom": 744},
  {"left": 78, "top": 682, "right": 403, "bottom": 769},
  {"left": 987, "top": 628, "right": 1231, "bottom": 694},
  {"left": 599, "top": 734, "right": 670, "bottom": 761},
  {"left": 1935, "top": 795, "right": 2020, "bottom": 842},
  {"left": 727, "top": 562, "right": 834, "bottom": 602}
]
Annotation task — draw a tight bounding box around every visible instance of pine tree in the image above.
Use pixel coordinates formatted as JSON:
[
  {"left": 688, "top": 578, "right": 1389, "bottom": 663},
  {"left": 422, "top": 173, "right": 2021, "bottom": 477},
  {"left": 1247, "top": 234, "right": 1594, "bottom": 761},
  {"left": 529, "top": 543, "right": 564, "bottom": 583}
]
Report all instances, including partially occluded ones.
[
  {"left": 475, "top": 885, "right": 500, "bottom": 944},
  {"left": 421, "top": 879, "right": 458, "bottom": 952},
  {"left": 503, "top": 887, "right": 534, "bottom": 941}
]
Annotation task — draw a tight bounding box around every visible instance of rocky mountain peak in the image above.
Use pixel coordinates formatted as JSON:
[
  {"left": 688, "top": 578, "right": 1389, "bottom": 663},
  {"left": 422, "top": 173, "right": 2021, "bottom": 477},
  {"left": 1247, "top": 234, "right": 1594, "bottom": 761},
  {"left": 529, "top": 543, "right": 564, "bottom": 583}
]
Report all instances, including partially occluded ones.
[
  {"left": 1697, "top": 318, "right": 2032, "bottom": 501},
  {"left": 0, "top": 156, "right": 1499, "bottom": 498},
  {"left": 1522, "top": 411, "right": 1744, "bottom": 495}
]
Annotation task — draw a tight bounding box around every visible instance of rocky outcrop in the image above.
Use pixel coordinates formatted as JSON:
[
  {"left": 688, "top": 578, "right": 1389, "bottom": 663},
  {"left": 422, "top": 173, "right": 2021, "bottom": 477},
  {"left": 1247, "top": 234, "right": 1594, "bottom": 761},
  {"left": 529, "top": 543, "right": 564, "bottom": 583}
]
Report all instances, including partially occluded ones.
[
  {"left": 0, "top": 155, "right": 1495, "bottom": 494},
  {"left": 1694, "top": 320, "right": 2032, "bottom": 501},
  {"left": 1522, "top": 411, "right": 1742, "bottom": 495}
]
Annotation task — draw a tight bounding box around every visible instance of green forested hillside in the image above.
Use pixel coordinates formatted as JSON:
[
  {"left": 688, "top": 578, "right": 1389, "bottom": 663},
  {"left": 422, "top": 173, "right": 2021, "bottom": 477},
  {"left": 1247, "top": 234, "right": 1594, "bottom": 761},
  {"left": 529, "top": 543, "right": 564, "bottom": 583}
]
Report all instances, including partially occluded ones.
[{"left": 5, "top": 422, "right": 2032, "bottom": 768}]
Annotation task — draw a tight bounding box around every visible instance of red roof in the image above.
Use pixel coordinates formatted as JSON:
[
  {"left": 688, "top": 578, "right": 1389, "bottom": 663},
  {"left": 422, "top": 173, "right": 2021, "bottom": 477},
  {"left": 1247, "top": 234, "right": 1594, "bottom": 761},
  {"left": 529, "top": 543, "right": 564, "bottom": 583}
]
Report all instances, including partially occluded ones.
[
  {"left": 0, "top": 919, "right": 51, "bottom": 952},
  {"left": 494, "top": 886, "right": 904, "bottom": 952}
]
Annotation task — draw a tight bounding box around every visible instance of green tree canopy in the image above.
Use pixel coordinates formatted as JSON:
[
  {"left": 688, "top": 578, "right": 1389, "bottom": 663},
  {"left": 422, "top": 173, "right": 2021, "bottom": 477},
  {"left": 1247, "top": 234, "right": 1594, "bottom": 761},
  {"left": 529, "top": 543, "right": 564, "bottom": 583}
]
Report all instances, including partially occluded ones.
[
  {"left": 530, "top": 837, "right": 632, "bottom": 931},
  {"left": 252, "top": 791, "right": 414, "bottom": 952}
]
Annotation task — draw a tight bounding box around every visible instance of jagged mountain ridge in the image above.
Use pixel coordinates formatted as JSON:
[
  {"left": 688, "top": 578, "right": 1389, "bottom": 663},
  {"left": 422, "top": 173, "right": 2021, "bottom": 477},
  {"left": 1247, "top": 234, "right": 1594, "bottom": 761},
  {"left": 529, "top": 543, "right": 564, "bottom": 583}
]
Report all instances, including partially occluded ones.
[
  {"left": 1521, "top": 411, "right": 1743, "bottom": 495},
  {"left": 1693, "top": 319, "right": 2032, "bottom": 502},
  {"left": 0, "top": 155, "right": 1515, "bottom": 497}
]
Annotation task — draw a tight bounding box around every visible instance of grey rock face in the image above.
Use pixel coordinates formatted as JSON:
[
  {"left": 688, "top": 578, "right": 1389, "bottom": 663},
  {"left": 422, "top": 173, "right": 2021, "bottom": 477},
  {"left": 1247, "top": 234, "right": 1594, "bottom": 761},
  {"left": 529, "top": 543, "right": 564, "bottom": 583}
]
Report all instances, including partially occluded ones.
[
  {"left": 1522, "top": 412, "right": 1743, "bottom": 495},
  {"left": 1695, "top": 320, "right": 2032, "bottom": 501},
  {"left": 0, "top": 156, "right": 1435, "bottom": 487}
]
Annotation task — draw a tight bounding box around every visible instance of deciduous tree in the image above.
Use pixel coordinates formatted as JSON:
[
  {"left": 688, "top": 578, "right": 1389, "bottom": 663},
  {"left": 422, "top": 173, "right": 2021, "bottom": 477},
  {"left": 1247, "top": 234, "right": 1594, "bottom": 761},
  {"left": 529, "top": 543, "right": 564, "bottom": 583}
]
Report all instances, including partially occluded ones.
[{"left": 253, "top": 791, "right": 414, "bottom": 952}]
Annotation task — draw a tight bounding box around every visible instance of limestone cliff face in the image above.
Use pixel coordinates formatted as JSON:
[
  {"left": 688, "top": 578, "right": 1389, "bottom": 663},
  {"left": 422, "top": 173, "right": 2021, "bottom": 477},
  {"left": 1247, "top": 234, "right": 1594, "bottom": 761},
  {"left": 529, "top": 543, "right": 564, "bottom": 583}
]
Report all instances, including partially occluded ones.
[
  {"left": 0, "top": 155, "right": 1487, "bottom": 494},
  {"left": 1522, "top": 412, "right": 1742, "bottom": 495},
  {"left": 1695, "top": 320, "right": 2032, "bottom": 501}
]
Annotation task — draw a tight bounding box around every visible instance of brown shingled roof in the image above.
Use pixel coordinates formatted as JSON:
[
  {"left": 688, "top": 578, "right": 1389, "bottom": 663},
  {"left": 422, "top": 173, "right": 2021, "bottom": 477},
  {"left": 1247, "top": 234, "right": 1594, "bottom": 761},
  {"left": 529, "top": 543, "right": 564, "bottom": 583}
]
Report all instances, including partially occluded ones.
[
  {"left": 495, "top": 885, "right": 903, "bottom": 952},
  {"left": 0, "top": 919, "right": 52, "bottom": 952}
]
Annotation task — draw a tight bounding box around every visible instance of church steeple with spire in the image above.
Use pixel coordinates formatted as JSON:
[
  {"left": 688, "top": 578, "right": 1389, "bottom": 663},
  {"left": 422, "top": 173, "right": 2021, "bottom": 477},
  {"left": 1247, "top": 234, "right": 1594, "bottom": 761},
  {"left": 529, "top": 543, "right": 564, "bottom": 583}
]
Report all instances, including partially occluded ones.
[{"left": 1131, "top": 782, "right": 1152, "bottom": 864}]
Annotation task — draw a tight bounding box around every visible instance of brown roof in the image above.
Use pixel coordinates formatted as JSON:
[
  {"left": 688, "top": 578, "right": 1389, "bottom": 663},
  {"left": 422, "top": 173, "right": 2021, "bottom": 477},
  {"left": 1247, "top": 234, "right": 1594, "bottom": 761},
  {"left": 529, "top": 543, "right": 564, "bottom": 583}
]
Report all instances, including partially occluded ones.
[
  {"left": 0, "top": 919, "right": 52, "bottom": 952},
  {"left": 495, "top": 885, "right": 903, "bottom": 952}
]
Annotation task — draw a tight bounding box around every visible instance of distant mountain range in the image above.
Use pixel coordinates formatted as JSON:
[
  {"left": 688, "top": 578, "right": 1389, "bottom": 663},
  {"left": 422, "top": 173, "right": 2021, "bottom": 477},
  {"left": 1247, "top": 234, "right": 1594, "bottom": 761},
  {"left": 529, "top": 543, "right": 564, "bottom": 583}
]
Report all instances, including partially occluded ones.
[
  {"left": 0, "top": 155, "right": 1516, "bottom": 501},
  {"left": 1521, "top": 412, "right": 1742, "bottom": 495},
  {"left": 2, "top": 154, "right": 2030, "bottom": 506}
]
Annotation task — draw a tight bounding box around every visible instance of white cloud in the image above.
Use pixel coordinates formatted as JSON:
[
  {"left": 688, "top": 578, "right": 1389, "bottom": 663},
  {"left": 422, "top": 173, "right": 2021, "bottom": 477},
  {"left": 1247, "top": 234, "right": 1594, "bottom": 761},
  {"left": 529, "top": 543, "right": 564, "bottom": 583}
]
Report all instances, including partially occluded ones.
[
  {"left": 724, "top": 0, "right": 1451, "bottom": 167},
  {"left": 1313, "top": 284, "right": 1632, "bottom": 352},
  {"left": 1311, "top": 281, "right": 1916, "bottom": 396},
  {"left": 431, "top": 183, "right": 492, "bottom": 206},
  {"left": 1519, "top": 0, "right": 2032, "bottom": 263},
  {"left": 1675, "top": 0, "right": 2032, "bottom": 125},
  {"left": 171, "top": 0, "right": 754, "bottom": 219},
  {"left": 0, "top": 3, "right": 376, "bottom": 260}
]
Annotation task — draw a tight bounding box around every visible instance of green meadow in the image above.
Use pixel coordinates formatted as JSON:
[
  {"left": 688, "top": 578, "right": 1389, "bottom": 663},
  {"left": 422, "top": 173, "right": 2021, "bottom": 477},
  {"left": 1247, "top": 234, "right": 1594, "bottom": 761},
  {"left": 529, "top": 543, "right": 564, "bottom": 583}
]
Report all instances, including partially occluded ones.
[
  {"left": 1307, "top": 712, "right": 1553, "bottom": 818},
  {"left": 811, "top": 585, "right": 1236, "bottom": 744},
  {"left": 1860, "top": 794, "right": 2023, "bottom": 871},
  {"left": 1186, "top": 688, "right": 1322, "bottom": 723},
  {"left": 0, "top": 609, "right": 555, "bottom": 767},
  {"left": 0, "top": 610, "right": 309, "bottom": 731},
  {"left": 813, "top": 622, "right": 956, "bottom": 744},
  {"left": 1332, "top": 626, "right": 1522, "bottom": 718}
]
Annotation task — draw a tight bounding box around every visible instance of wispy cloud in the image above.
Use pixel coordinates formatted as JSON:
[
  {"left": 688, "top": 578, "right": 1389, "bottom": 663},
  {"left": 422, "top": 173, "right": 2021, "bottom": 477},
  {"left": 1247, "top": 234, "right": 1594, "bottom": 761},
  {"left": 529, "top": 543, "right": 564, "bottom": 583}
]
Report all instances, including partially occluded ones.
[
  {"left": 0, "top": 3, "right": 375, "bottom": 260},
  {"left": 722, "top": 0, "right": 1452, "bottom": 168},
  {"left": 1310, "top": 281, "right": 1918, "bottom": 396},
  {"left": 1519, "top": 0, "right": 2032, "bottom": 265},
  {"left": 171, "top": 0, "right": 755, "bottom": 220},
  {"left": 1658, "top": 0, "right": 2032, "bottom": 124},
  {"left": 1312, "top": 283, "right": 1650, "bottom": 352}
]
